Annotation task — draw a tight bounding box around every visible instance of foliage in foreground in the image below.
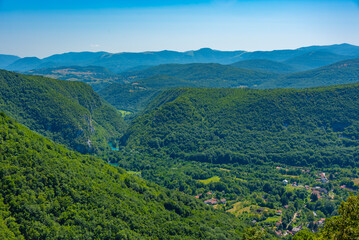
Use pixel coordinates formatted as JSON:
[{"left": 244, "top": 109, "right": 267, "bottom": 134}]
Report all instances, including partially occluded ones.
[{"left": 0, "top": 112, "right": 245, "bottom": 239}]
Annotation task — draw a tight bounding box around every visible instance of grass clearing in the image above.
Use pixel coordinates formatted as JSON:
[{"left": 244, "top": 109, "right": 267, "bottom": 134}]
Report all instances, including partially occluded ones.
[
  {"left": 198, "top": 176, "right": 221, "bottom": 184},
  {"left": 119, "top": 110, "right": 132, "bottom": 117},
  {"left": 264, "top": 216, "right": 280, "bottom": 223},
  {"left": 353, "top": 178, "right": 359, "bottom": 185},
  {"left": 227, "top": 201, "right": 252, "bottom": 216},
  {"left": 219, "top": 168, "right": 231, "bottom": 172},
  {"left": 282, "top": 174, "right": 299, "bottom": 178}
]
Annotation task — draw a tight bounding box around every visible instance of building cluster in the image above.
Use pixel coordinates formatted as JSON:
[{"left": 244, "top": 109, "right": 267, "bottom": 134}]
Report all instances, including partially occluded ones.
[{"left": 203, "top": 198, "right": 226, "bottom": 205}]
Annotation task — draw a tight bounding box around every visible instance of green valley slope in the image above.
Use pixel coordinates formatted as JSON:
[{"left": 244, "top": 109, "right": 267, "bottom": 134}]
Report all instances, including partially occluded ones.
[
  {"left": 0, "top": 70, "right": 125, "bottom": 153},
  {"left": 121, "top": 84, "right": 359, "bottom": 167},
  {"left": 0, "top": 112, "right": 245, "bottom": 239}
]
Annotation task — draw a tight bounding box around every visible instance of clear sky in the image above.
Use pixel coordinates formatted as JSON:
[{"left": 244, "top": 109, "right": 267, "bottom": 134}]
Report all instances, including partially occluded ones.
[{"left": 1, "top": 0, "right": 359, "bottom": 58}]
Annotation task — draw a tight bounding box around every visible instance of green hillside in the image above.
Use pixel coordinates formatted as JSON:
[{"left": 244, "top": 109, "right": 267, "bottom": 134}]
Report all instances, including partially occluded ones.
[
  {"left": 0, "top": 70, "right": 125, "bottom": 153},
  {"left": 26, "top": 66, "right": 124, "bottom": 91},
  {"left": 122, "top": 85, "right": 359, "bottom": 167},
  {"left": 121, "top": 63, "right": 278, "bottom": 87},
  {"left": 260, "top": 59, "right": 359, "bottom": 89},
  {"left": 0, "top": 112, "right": 246, "bottom": 239},
  {"left": 230, "top": 59, "right": 298, "bottom": 73}
]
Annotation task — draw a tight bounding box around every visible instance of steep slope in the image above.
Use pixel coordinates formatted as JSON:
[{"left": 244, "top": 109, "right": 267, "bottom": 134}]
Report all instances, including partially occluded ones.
[
  {"left": 0, "top": 112, "right": 245, "bottom": 239},
  {"left": 0, "top": 54, "right": 20, "bottom": 69},
  {"left": 260, "top": 59, "right": 359, "bottom": 89},
  {"left": 283, "top": 51, "right": 352, "bottom": 71},
  {"left": 0, "top": 70, "right": 125, "bottom": 153},
  {"left": 122, "top": 85, "right": 359, "bottom": 167},
  {"left": 230, "top": 59, "right": 298, "bottom": 73},
  {"left": 26, "top": 66, "right": 124, "bottom": 91}
]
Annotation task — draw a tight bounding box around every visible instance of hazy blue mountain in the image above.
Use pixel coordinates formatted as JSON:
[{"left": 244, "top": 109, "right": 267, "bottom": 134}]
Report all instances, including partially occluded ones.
[
  {"left": 230, "top": 59, "right": 298, "bottom": 73},
  {"left": 283, "top": 51, "right": 353, "bottom": 71},
  {"left": 260, "top": 58, "right": 359, "bottom": 89},
  {"left": 43, "top": 51, "right": 109, "bottom": 66},
  {"left": 92, "top": 48, "right": 245, "bottom": 72},
  {"left": 6, "top": 57, "right": 42, "bottom": 71},
  {"left": 0, "top": 54, "right": 20, "bottom": 68},
  {"left": 298, "top": 43, "right": 359, "bottom": 56},
  {"left": 233, "top": 49, "right": 305, "bottom": 62}
]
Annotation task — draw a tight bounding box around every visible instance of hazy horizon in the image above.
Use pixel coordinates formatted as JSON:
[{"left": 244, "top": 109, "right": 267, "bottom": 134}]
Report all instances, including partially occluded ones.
[
  {"left": 1, "top": 0, "right": 359, "bottom": 58},
  {"left": 1, "top": 43, "right": 359, "bottom": 59}
]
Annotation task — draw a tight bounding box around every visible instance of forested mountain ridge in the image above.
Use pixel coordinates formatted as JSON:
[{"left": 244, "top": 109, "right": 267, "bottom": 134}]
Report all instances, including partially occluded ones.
[
  {"left": 260, "top": 58, "right": 359, "bottom": 89},
  {"left": 0, "top": 70, "right": 125, "bottom": 153},
  {"left": 0, "top": 112, "right": 246, "bottom": 239},
  {"left": 121, "top": 84, "right": 359, "bottom": 167},
  {"left": 118, "top": 63, "right": 278, "bottom": 87}
]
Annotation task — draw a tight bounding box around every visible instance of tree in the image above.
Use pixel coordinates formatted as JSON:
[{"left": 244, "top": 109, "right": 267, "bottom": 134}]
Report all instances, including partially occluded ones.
[
  {"left": 319, "top": 195, "right": 359, "bottom": 239},
  {"left": 243, "top": 226, "right": 266, "bottom": 240},
  {"left": 293, "top": 230, "right": 315, "bottom": 240}
]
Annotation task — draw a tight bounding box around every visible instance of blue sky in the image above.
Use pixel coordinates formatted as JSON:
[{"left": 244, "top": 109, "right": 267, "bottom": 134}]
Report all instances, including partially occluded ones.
[{"left": 1, "top": 0, "right": 359, "bottom": 58}]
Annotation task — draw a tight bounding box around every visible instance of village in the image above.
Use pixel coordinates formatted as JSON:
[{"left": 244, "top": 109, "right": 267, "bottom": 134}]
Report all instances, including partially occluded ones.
[{"left": 193, "top": 165, "right": 357, "bottom": 238}]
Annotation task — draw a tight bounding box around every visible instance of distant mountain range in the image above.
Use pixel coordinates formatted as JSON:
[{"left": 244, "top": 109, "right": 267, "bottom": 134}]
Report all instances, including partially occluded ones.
[
  {"left": 1, "top": 43, "right": 358, "bottom": 73},
  {"left": 98, "top": 58, "right": 359, "bottom": 113}
]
